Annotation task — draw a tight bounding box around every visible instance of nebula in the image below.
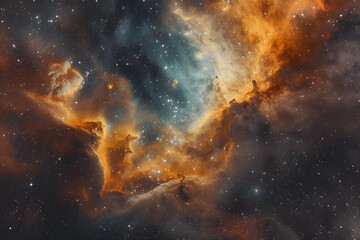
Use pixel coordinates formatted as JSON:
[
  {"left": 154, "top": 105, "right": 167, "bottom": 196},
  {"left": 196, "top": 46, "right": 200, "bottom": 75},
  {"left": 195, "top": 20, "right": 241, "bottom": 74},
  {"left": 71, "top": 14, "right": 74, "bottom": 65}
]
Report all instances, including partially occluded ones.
[{"left": 0, "top": 0, "right": 359, "bottom": 239}]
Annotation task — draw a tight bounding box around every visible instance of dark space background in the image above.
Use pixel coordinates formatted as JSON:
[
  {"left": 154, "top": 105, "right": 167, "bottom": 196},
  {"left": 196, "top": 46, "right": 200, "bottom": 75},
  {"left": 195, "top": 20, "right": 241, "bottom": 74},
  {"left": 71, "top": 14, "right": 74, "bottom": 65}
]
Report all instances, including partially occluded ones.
[{"left": 0, "top": 0, "right": 359, "bottom": 239}]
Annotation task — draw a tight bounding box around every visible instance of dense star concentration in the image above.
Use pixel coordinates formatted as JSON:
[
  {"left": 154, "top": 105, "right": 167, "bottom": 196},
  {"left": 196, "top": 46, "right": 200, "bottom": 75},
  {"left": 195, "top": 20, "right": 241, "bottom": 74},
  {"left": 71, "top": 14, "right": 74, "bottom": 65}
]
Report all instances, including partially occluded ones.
[{"left": 0, "top": 0, "right": 359, "bottom": 239}]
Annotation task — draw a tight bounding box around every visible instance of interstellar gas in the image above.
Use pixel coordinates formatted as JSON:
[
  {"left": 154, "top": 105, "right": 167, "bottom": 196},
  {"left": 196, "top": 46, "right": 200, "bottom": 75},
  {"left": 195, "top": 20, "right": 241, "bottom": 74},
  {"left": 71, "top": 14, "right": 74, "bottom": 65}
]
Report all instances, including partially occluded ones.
[
  {"left": 0, "top": 0, "right": 358, "bottom": 239},
  {"left": 28, "top": 0, "right": 346, "bottom": 194}
]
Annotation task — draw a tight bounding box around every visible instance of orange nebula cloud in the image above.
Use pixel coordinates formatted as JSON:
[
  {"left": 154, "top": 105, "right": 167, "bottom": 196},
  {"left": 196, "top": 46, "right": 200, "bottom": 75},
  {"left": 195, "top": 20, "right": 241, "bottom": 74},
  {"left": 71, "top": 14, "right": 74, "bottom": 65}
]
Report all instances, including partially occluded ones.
[
  {"left": 26, "top": 59, "right": 234, "bottom": 196},
  {"left": 23, "top": 0, "right": 350, "bottom": 217},
  {"left": 173, "top": 0, "right": 350, "bottom": 104}
]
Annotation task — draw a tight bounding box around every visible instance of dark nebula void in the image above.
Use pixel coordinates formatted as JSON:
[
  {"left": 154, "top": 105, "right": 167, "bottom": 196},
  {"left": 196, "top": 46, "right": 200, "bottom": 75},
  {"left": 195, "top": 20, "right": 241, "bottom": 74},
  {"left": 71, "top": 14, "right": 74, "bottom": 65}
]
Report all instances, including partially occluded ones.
[{"left": 0, "top": 0, "right": 360, "bottom": 239}]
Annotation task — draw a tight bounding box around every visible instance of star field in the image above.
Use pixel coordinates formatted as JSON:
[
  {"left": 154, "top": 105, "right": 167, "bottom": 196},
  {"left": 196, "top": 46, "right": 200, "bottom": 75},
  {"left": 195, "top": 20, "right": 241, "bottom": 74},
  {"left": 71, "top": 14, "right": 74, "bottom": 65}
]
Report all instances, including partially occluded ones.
[{"left": 0, "top": 0, "right": 359, "bottom": 239}]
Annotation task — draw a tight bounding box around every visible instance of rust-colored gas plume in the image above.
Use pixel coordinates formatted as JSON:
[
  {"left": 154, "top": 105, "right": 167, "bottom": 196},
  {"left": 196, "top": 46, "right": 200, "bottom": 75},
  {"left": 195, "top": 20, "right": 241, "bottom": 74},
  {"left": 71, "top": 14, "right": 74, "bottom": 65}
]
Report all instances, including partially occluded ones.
[
  {"left": 173, "top": 0, "right": 350, "bottom": 103},
  {"left": 21, "top": 0, "right": 350, "bottom": 200}
]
